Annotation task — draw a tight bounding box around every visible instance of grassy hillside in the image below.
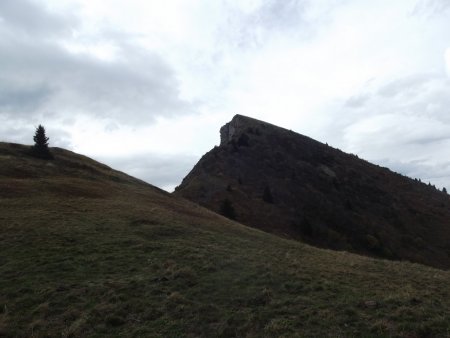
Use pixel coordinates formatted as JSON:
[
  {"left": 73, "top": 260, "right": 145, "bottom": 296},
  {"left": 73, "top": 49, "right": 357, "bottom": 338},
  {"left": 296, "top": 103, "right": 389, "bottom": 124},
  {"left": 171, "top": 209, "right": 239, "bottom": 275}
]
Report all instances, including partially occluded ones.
[{"left": 1, "top": 142, "right": 450, "bottom": 337}]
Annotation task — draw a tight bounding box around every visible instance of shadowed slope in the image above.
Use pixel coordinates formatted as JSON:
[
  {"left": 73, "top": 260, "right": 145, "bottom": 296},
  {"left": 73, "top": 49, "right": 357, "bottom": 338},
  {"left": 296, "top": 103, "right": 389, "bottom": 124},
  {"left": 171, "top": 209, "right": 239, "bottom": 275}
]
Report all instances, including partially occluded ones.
[
  {"left": 1, "top": 142, "right": 450, "bottom": 337},
  {"left": 175, "top": 115, "right": 450, "bottom": 269}
]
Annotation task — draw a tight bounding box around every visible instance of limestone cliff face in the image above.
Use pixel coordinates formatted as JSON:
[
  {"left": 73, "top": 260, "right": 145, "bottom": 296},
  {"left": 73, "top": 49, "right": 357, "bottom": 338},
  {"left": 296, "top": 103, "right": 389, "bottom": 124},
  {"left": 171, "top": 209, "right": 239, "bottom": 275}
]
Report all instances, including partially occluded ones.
[
  {"left": 219, "top": 117, "right": 238, "bottom": 145},
  {"left": 220, "top": 115, "right": 267, "bottom": 145},
  {"left": 175, "top": 115, "right": 450, "bottom": 269}
]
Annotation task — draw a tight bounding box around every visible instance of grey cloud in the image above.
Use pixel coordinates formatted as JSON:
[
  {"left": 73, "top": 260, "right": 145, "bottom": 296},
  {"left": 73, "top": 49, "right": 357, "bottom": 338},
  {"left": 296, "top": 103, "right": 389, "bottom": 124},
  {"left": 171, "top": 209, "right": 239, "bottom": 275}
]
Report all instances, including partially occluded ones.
[
  {"left": 345, "top": 115, "right": 450, "bottom": 154},
  {"left": 319, "top": 72, "right": 450, "bottom": 190},
  {"left": 0, "top": 123, "right": 37, "bottom": 145},
  {"left": 377, "top": 75, "right": 450, "bottom": 123},
  {"left": 408, "top": 134, "right": 450, "bottom": 145},
  {"left": 0, "top": 0, "right": 193, "bottom": 127},
  {"left": 377, "top": 74, "right": 433, "bottom": 98},
  {"left": 338, "top": 73, "right": 450, "bottom": 124},
  {"left": 0, "top": 82, "right": 53, "bottom": 113},
  {"left": 255, "top": 0, "right": 308, "bottom": 30},
  {"left": 0, "top": 0, "right": 76, "bottom": 37},
  {"left": 344, "top": 93, "right": 370, "bottom": 108},
  {"left": 413, "top": 0, "right": 450, "bottom": 17},
  {"left": 220, "top": 0, "right": 312, "bottom": 49},
  {"left": 377, "top": 157, "right": 450, "bottom": 189},
  {"left": 96, "top": 153, "right": 199, "bottom": 192},
  {"left": 43, "top": 126, "right": 73, "bottom": 149}
]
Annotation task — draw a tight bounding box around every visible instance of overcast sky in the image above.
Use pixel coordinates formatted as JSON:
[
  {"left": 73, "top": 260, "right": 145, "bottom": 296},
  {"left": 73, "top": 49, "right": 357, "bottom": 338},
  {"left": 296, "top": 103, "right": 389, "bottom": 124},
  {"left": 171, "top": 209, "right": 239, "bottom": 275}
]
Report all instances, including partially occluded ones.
[{"left": 1, "top": 0, "right": 450, "bottom": 191}]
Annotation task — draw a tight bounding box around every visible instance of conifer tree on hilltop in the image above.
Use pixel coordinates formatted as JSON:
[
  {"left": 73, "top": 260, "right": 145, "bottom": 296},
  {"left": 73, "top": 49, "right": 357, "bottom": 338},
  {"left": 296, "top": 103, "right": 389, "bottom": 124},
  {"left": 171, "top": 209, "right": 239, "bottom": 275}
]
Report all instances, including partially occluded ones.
[{"left": 31, "top": 125, "right": 53, "bottom": 160}]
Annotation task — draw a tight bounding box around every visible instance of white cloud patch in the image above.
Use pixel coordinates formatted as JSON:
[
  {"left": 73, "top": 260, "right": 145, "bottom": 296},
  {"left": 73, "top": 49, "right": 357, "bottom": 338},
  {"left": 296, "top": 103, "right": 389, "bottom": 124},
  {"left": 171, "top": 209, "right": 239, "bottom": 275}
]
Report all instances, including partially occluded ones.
[
  {"left": 413, "top": 0, "right": 450, "bottom": 16},
  {"left": 218, "top": 0, "right": 311, "bottom": 49},
  {"left": 323, "top": 72, "right": 450, "bottom": 189},
  {"left": 445, "top": 48, "right": 450, "bottom": 77},
  {"left": 0, "top": 115, "right": 73, "bottom": 149},
  {"left": 95, "top": 152, "right": 199, "bottom": 192}
]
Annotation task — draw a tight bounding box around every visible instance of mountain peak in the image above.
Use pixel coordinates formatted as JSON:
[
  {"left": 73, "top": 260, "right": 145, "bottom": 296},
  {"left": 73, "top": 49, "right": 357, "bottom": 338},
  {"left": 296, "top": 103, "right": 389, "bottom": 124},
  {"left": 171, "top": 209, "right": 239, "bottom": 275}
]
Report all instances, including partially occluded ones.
[
  {"left": 176, "top": 116, "right": 450, "bottom": 269},
  {"left": 219, "top": 114, "right": 280, "bottom": 146}
]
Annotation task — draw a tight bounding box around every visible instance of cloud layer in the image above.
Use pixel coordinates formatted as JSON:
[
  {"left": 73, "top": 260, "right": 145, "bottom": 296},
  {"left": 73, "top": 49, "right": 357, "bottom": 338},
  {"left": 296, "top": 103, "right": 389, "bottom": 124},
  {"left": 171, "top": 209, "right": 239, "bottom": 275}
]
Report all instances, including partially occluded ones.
[
  {"left": 1, "top": 0, "right": 450, "bottom": 190},
  {"left": 0, "top": 0, "right": 192, "bottom": 126}
]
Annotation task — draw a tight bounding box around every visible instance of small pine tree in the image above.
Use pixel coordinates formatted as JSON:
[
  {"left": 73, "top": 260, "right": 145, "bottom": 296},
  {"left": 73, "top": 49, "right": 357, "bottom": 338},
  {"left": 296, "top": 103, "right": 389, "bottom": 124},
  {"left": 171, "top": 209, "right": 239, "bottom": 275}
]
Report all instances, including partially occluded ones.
[
  {"left": 263, "top": 186, "right": 274, "bottom": 204},
  {"left": 299, "top": 216, "right": 313, "bottom": 237},
  {"left": 31, "top": 125, "right": 53, "bottom": 159},
  {"left": 220, "top": 199, "right": 236, "bottom": 220},
  {"left": 443, "top": 187, "right": 447, "bottom": 194}
]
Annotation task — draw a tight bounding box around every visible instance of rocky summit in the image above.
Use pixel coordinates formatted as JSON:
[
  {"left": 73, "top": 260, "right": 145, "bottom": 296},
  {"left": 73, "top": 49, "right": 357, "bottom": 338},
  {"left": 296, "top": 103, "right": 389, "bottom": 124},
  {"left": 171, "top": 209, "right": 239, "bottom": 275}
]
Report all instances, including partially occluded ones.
[{"left": 175, "top": 114, "right": 450, "bottom": 269}]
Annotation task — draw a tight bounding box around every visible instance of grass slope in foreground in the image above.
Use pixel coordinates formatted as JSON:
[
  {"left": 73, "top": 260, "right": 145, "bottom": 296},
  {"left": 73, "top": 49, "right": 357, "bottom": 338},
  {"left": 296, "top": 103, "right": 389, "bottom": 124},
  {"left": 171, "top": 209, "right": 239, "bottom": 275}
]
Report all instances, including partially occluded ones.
[{"left": 1, "top": 142, "right": 450, "bottom": 338}]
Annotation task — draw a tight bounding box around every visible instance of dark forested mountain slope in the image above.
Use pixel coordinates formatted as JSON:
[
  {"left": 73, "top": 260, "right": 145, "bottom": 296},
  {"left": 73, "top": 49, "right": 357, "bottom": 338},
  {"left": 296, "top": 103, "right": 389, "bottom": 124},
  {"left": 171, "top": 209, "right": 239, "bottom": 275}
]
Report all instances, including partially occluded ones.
[{"left": 175, "top": 115, "right": 450, "bottom": 269}]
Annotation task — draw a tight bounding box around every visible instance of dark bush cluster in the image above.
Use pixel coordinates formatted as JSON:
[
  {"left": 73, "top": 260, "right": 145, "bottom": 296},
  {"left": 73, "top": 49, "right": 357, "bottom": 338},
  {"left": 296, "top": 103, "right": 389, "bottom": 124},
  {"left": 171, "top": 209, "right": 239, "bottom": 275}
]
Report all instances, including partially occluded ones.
[
  {"left": 263, "top": 186, "right": 273, "bottom": 204},
  {"left": 220, "top": 199, "right": 236, "bottom": 220}
]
